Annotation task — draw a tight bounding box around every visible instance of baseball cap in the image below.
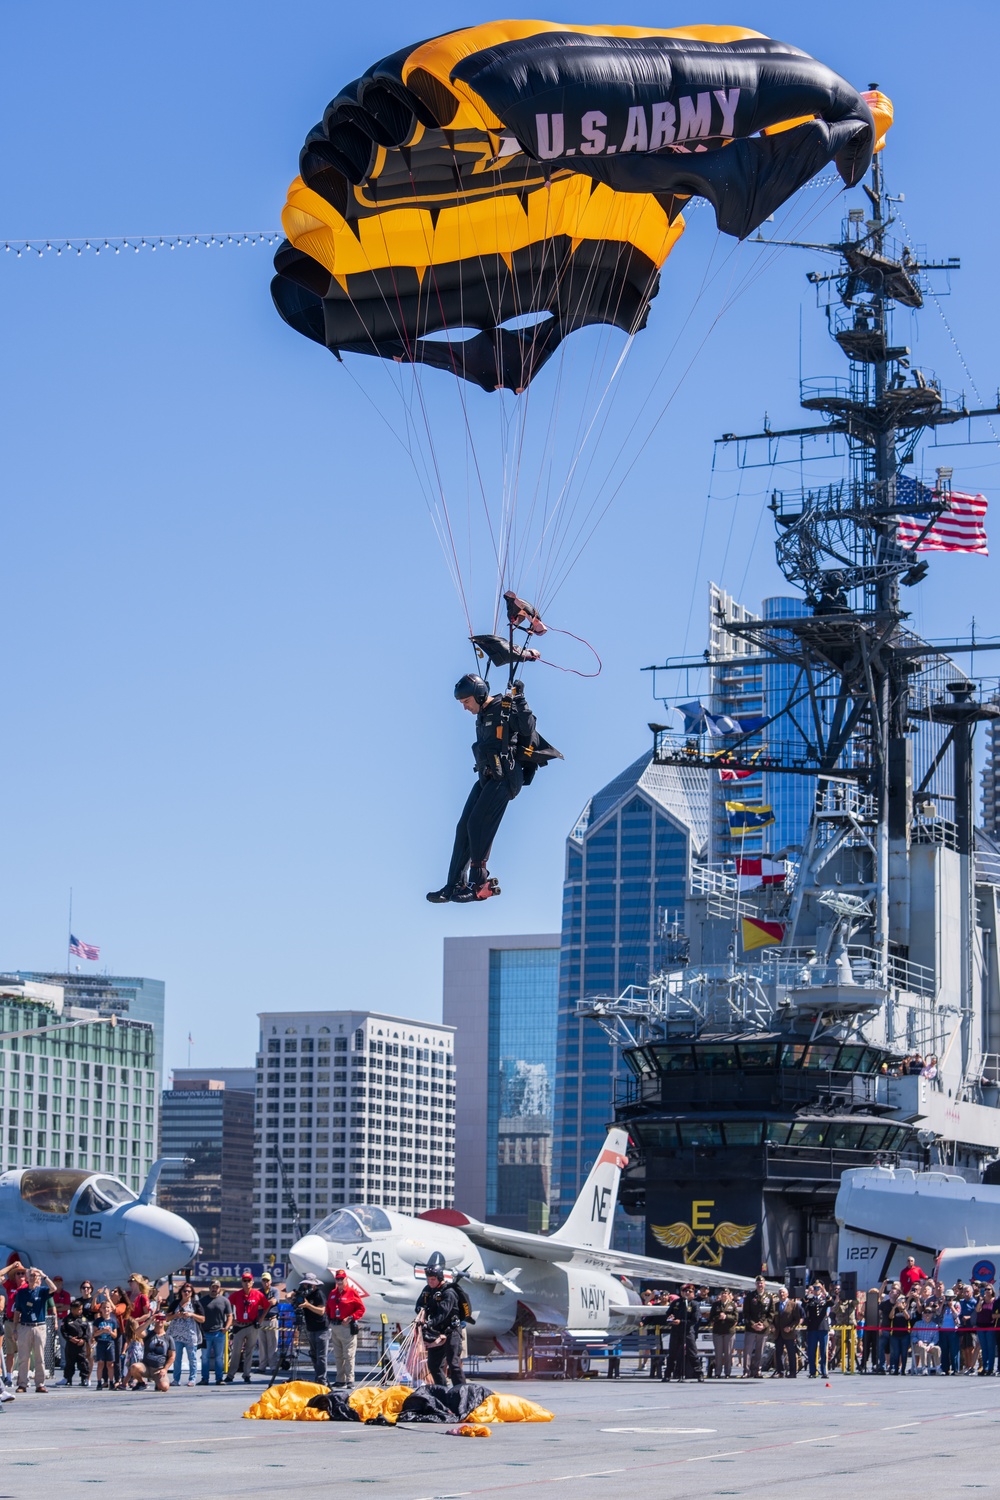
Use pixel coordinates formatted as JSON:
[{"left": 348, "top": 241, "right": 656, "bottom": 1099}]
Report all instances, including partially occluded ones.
[
  {"left": 241, "top": 1269, "right": 254, "bottom": 1280},
  {"left": 334, "top": 1269, "right": 347, "bottom": 1280}
]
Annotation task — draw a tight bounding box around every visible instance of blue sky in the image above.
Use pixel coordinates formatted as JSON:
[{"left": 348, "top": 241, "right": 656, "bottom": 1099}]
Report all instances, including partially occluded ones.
[{"left": 2, "top": 2, "right": 998, "bottom": 1076}]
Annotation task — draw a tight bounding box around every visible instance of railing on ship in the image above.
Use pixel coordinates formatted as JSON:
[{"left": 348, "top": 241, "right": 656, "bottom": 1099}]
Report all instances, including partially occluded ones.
[{"left": 757, "top": 946, "right": 936, "bottom": 997}]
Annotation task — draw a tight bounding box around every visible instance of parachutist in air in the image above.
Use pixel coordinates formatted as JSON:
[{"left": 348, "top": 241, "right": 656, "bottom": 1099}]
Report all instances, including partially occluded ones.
[{"left": 426, "top": 673, "right": 561, "bottom": 905}]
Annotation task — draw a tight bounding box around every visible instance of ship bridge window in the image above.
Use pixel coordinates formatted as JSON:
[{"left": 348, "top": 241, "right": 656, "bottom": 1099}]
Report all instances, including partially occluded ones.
[
  {"left": 825, "top": 1123, "right": 866, "bottom": 1149},
  {"left": 787, "top": 1122, "right": 828, "bottom": 1146},
  {"left": 722, "top": 1121, "right": 764, "bottom": 1146},
  {"left": 802, "top": 1045, "right": 841, "bottom": 1070},
  {"left": 635, "top": 1123, "right": 679, "bottom": 1148},
  {"left": 678, "top": 1122, "right": 723, "bottom": 1147},
  {"left": 765, "top": 1121, "right": 792, "bottom": 1145},
  {"left": 651, "top": 1047, "right": 696, "bottom": 1073},
  {"left": 780, "top": 1044, "right": 808, "bottom": 1069},
  {"left": 836, "top": 1045, "right": 867, "bottom": 1072},
  {"left": 695, "top": 1047, "right": 738, "bottom": 1071},
  {"left": 735, "top": 1044, "right": 779, "bottom": 1071},
  {"left": 19, "top": 1168, "right": 91, "bottom": 1214},
  {"left": 629, "top": 1050, "right": 655, "bottom": 1077}
]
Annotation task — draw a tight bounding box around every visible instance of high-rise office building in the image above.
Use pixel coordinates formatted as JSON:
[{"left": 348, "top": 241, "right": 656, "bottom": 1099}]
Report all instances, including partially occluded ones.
[
  {"left": 443, "top": 934, "right": 559, "bottom": 1228},
  {"left": 0, "top": 977, "right": 158, "bottom": 1191},
  {"left": 252, "top": 1009, "right": 456, "bottom": 1259},
  {"left": 17, "top": 971, "right": 165, "bottom": 1078},
  {"left": 552, "top": 754, "right": 709, "bottom": 1224},
  {"left": 707, "top": 585, "right": 815, "bottom": 862},
  {"left": 159, "top": 1076, "right": 255, "bottom": 1259}
]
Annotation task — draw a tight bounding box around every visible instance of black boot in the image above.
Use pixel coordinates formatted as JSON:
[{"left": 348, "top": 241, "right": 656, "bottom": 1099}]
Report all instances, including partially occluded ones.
[{"left": 426, "top": 883, "right": 473, "bottom": 903}]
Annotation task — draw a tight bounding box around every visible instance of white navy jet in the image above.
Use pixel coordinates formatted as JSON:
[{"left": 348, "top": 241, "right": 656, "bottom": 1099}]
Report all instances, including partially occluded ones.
[
  {"left": 0, "top": 1160, "right": 199, "bottom": 1284},
  {"left": 289, "top": 1128, "right": 764, "bottom": 1346}
]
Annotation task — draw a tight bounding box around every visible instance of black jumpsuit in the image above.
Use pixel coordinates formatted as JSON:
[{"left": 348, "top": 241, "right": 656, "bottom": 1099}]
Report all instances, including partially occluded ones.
[
  {"left": 446, "top": 691, "right": 536, "bottom": 889},
  {"left": 416, "top": 1284, "right": 465, "bottom": 1387},
  {"left": 664, "top": 1297, "right": 702, "bottom": 1381}
]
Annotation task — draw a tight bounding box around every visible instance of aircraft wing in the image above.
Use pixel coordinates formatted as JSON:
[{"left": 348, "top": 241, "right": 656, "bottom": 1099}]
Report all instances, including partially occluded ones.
[{"left": 430, "top": 1215, "right": 773, "bottom": 1291}]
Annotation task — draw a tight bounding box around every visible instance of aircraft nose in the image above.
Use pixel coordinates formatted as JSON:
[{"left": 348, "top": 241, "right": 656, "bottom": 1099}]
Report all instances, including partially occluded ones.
[
  {"left": 125, "top": 1204, "right": 199, "bottom": 1277},
  {"left": 289, "top": 1233, "right": 330, "bottom": 1282}
]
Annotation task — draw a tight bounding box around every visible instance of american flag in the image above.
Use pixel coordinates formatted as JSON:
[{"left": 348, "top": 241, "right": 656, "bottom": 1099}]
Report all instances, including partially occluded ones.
[
  {"left": 69, "top": 934, "right": 100, "bottom": 961},
  {"left": 896, "top": 476, "right": 988, "bottom": 554}
]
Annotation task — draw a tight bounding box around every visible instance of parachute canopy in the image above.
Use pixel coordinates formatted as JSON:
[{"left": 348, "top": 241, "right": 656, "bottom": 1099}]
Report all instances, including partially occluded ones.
[{"left": 272, "top": 22, "right": 876, "bottom": 391}]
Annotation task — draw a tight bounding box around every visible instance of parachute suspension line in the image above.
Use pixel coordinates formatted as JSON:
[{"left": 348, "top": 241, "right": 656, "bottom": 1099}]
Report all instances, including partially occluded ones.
[
  {"left": 543, "top": 178, "right": 845, "bottom": 608},
  {"left": 516, "top": 194, "right": 639, "bottom": 607},
  {"left": 406, "top": 167, "right": 504, "bottom": 604},
  {"left": 335, "top": 250, "right": 474, "bottom": 632},
  {"left": 531, "top": 222, "right": 668, "bottom": 608},
  {"left": 331, "top": 270, "right": 473, "bottom": 626},
  {"left": 542, "top": 234, "right": 751, "bottom": 610},
  {"left": 540, "top": 226, "right": 731, "bottom": 603},
  {"left": 529, "top": 189, "right": 683, "bottom": 608},
  {"left": 363, "top": 204, "right": 478, "bottom": 635},
  {"left": 353, "top": 217, "right": 476, "bottom": 633}
]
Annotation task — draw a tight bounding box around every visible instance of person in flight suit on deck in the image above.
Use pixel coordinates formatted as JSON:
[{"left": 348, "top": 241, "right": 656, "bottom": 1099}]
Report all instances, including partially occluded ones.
[{"left": 415, "top": 1267, "right": 466, "bottom": 1387}]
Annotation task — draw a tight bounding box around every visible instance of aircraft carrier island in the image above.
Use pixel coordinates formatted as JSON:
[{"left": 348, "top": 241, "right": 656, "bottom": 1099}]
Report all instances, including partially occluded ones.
[{"left": 589, "top": 137, "right": 1000, "bottom": 1284}]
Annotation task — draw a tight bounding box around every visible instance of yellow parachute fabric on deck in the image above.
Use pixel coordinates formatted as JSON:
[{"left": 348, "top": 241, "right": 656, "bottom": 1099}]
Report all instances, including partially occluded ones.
[
  {"left": 348, "top": 1384, "right": 412, "bottom": 1423},
  {"left": 242, "top": 1381, "right": 554, "bottom": 1425},
  {"left": 468, "top": 1392, "right": 555, "bottom": 1423},
  {"left": 243, "top": 1380, "right": 330, "bottom": 1420}
]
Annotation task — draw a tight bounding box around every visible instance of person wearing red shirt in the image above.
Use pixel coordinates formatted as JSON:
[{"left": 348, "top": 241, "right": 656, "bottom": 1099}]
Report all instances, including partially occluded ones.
[
  {"left": 225, "top": 1271, "right": 269, "bottom": 1384},
  {"left": 900, "top": 1257, "right": 928, "bottom": 1296},
  {"left": 325, "top": 1271, "right": 366, "bottom": 1389},
  {"left": 2, "top": 1265, "right": 27, "bottom": 1383}
]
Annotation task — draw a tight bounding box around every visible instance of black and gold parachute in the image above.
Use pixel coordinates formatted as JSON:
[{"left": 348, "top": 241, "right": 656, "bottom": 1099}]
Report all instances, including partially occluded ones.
[{"left": 273, "top": 22, "right": 885, "bottom": 392}]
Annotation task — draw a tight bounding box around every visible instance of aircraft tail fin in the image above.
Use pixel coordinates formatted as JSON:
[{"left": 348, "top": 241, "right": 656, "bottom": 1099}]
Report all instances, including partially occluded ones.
[{"left": 551, "top": 1129, "right": 630, "bottom": 1250}]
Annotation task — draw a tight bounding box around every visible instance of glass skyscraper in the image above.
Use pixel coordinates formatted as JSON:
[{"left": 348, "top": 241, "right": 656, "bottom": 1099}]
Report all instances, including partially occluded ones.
[
  {"left": 552, "top": 755, "right": 709, "bottom": 1225},
  {"left": 487, "top": 946, "right": 558, "bottom": 1229},
  {"left": 444, "top": 934, "right": 559, "bottom": 1229},
  {"left": 708, "top": 586, "right": 815, "bottom": 862},
  {"left": 17, "top": 971, "right": 165, "bottom": 1079}
]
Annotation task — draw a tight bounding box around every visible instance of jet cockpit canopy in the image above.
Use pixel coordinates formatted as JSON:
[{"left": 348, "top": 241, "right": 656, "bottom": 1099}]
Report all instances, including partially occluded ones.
[
  {"left": 311, "top": 1205, "right": 392, "bottom": 1241},
  {"left": 19, "top": 1169, "right": 138, "bottom": 1215}
]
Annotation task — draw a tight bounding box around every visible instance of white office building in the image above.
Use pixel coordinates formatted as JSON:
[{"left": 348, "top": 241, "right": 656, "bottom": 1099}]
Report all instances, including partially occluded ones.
[
  {"left": 0, "top": 976, "right": 159, "bottom": 1193},
  {"left": 252, "top": 1009, "right": 456, "bottom": 1259}
]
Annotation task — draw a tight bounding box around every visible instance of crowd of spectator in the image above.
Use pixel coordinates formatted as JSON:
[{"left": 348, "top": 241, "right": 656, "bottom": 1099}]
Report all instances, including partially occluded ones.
[
  {"left": 4, "top": 1250, "right": 999, "bottom": 1394},
  {"left": 0, "top": 1263, "right": 288, "bottom": 1396},
  {"left": 637, "top": 1256, "right": 1000, "bottom": 1378},
  {"left": 879, "top": 1053, "right": 940, "bottom": 1083}
]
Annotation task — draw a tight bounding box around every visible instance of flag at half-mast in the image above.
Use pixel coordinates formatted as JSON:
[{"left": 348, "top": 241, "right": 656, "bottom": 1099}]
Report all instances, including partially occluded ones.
[
  {"left": 69, "top": 935, "right": 100, "bottom": 961},
  {"left": 896, "top": 476, "right": 988, "bottom": 554},
  {"left": 726, "top": 802, "right": 775, "bottom": 832}
]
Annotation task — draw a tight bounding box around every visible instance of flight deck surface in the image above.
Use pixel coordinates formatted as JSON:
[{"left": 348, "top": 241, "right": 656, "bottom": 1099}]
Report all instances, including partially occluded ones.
[{"left": 3, "top": 1375, "right": 995, "bottom": 1498}]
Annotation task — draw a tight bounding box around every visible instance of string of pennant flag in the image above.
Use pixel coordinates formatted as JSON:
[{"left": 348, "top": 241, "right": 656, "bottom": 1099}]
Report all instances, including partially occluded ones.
[{"left": 3, "top": 232, "right": 282, "bottom": 258}]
